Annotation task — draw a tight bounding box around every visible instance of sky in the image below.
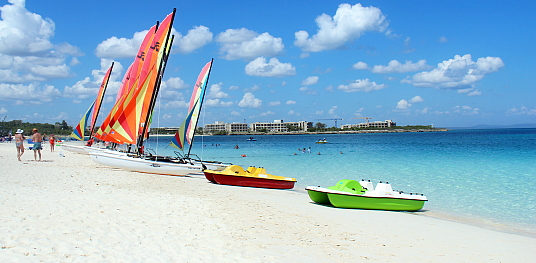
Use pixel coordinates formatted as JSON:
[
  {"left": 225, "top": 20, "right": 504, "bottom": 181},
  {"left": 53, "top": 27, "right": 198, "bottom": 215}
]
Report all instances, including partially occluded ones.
[{"left": 0, "top": 0, "right": 534, "bottom": 128}]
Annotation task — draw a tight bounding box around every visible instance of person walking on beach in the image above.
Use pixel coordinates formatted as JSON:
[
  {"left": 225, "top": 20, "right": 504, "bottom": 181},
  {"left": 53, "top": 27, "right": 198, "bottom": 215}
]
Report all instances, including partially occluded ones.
[
  {"left": 49, "top": 134, "right": 56, "bottom": 152},
  {"left": 31, "top": 128, "right": 43, "bottom": 161},
  {"left": 15, "top": 129, "right": 25, "bottom": 161}
]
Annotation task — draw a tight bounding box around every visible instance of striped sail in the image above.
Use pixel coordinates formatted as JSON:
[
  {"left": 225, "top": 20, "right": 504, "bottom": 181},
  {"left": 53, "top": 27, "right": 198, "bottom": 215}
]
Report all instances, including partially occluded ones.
[
  {"left": 170, "top": 60, "right": 213, "bottom": 151},
  {"left": 95, "top": 10, "right": 175, "bottom": 146},
  {"left": 70, "top": 101, "right": 95, "bottom": 141},
  {"left": 70, "top": 63, "right": 113, "bottom": 141}
]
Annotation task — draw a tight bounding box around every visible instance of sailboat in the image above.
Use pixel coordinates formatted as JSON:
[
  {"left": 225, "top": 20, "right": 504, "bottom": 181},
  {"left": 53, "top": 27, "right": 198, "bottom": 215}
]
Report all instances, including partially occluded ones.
[
  {"left": 88, "top": 9, "right": 227, "bottom": 176},
  {"left": 168, "top": 59, "right": 229, "bottom": 171},
  {"left": 63, "top": 62, "right": 114, "bottom": 154}
]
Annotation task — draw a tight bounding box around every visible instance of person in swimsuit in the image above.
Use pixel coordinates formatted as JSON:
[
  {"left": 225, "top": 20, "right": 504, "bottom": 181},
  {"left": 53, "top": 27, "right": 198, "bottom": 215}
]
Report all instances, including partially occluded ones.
[
  {"left": 31, "top": 128, "right": 43, "bottom": 161},
  {"left": 49, "top": 134, "right": 56, "bottom": 152},
  {"left": 15, "top": 129, "right": 25, "bottom": 161}
]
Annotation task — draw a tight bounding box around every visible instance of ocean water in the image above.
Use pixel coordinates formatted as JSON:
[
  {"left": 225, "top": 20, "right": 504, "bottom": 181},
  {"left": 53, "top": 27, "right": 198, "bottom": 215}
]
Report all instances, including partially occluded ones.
[{"left": 145, "top": 129, "right": 536, "bottom": 236}]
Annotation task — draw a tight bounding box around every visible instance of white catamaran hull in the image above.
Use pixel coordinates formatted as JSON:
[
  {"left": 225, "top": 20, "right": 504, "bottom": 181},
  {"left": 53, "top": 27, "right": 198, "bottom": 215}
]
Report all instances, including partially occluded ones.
[
  {"left": 62, "top": 144, "right": 89, "bottom": 155},
  {"left": 89, "top": 151, "right": 205, "bottom": 176}
]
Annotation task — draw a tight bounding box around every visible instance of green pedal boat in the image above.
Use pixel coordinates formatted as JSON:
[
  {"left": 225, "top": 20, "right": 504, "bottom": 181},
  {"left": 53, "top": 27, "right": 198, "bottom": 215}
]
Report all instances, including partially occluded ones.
[{"left": 305, "top": 179, "right": 427, "bottom": 211}]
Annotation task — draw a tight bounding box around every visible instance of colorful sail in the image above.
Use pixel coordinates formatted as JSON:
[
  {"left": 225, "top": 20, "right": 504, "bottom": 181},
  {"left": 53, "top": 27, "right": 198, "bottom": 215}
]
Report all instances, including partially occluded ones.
[
  {"left": 70, "top": 62, "right": 114, "bottom": 141},
  {"left": 95, "top": 9, "right": 175, "bottom": 147},
  {"left": 89, "top": 63, "right": 114, "bottom": 134},
  {"left": 186, "top": 60, "right": 213, "bottom": 144},
  {"left": 70, "top": 101, "right": 95, "bottom": 141},
  {"left": 170, "top": 60, "right": 213, "bottom": 151},
  {"left": 95, "top": 24, "right": 157, "bottom": 142},
  {"left": 115, "top": 63, "right": 133, "bottom": 103},
  {"left": 170, "top": 99, "right": 198, "bottom": 150}
]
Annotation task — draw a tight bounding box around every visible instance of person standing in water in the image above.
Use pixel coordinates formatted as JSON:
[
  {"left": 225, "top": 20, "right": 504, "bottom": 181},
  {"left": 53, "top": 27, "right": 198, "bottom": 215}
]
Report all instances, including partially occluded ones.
[
  {"left": 31, "top": 128, "right": 43, "bottom": 161},
  {"left": 15, "top": 129, "right": 25, "bottom": 161}
]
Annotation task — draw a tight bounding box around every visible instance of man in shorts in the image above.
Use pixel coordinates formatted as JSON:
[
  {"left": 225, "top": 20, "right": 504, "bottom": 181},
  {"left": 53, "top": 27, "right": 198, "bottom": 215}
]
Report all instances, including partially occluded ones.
[
  {"left": 15, "top": 129, "right": 25, "bottom": 161},
  {"left": 31, "top": 128, "right": 43, "bottom": 161}
]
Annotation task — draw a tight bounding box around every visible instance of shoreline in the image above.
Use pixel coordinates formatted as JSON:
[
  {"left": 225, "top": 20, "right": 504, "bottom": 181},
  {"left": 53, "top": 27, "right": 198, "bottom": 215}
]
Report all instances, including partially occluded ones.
[
  {"left": 290, "top": 186, "right": 536, "bottom": 239},
  {"left": 144, "top": 128, "right": 450, "bottom": 137},
  {"left": 1, "top": 142, "right": 534, "bottom": 261}
]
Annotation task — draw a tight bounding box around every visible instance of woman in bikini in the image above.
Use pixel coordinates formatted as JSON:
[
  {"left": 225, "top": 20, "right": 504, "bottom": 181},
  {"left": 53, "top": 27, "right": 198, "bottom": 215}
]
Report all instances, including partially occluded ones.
[{"left": 15, "top": 129, "right": 25, "bottom": 161}]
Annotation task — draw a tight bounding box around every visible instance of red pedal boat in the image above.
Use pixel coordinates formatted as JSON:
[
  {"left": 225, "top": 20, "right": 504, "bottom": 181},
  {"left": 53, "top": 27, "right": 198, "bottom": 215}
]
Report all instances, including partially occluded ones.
[{"left": 204, "top": 165, "right": 297, "bottom": 189}]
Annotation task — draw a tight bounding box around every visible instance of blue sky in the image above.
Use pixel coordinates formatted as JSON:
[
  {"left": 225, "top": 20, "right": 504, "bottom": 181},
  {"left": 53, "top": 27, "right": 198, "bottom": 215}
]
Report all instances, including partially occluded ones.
[{"left": 0, "top": 0, "right": 534, "bottom": 128}]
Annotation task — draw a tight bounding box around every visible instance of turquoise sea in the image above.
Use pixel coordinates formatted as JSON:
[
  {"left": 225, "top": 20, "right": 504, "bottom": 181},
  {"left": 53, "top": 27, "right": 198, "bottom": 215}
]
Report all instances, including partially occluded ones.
[{"left": 145, "top": 129, "right": 536, "bottom": 236}]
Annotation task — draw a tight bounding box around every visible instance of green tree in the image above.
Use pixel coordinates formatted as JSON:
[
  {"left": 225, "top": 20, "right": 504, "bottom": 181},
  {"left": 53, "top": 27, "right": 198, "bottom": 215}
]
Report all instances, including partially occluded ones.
[{"left": 314, "top": 122, "right": 326, "bottom": 129}]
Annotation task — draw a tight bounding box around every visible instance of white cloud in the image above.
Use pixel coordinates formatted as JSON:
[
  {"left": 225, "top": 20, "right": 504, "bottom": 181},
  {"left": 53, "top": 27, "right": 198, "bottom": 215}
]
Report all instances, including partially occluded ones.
[
  {"left": 0, "top": 83, "right": 60, "bottom": 103},
  {"left": 174, "top": 26, "right": 213, "bottom": 54},
  {"left": 458, "top": 86, "right": 482, "bottom": 96},
  {"left": 396, "top": 99, "right": 410, "bottom": 110},
  {"left": 402, "top": 37, "right": 415, "bottom": 53},
  {"left": 0, "top": 0, "right": 54, "bottom": 56},
  {"left": 301, "top": 76, "right": 319, "bottom": 86},
  {"left": 207, "top": 82, "right": 230, "bottom": 99},
  {"left": 506, "top": 106, "right": 536, "bottom": 115},
  {"left": 328, "top": 106, "right": 338, "bottom": 115},
  {"left": 216, "top": 28, "right": 284, "bottom": 60},
  {"left": 353, "top": 61, "right": 369, "bottom": 70},
  {"left": 453, "top": 105, "right": 479, "bottom": 115},
  {"left": 396, "top": 96, "right": 424, "bottom": 110},
  {"left": 260, "top": 110, "right": 275, "bottom": 116},
  {"left": 402, "top": 54, "right": 504, "bottom": 89},
  {"left": 299, "top": 87, "right": 308, "bottom": 91},
  {"left": 243, "top": 84, "right": 260, "bottom": 93},
  {"left": 439, "top": 36, "right": 448, "bottom": 43},
  {"left": 286, "top": 100, "right": 296, "bottom": 105},
  {"left": 338, "top": 79, "right": 387, "bottom": 92},
  {"left": 238, "top": 92, "right": 262, "bottom": 108},
  {"left": 269, "top": 101, "right": 281, "bottom": 106},
  {"left": 245, "top": 57, "right": 296, "bottom": 77},
  {"left": 162, "top": 100, "right": 189, "bottom": 109},
  {"left": 0, "top": 1, "right": 80, "bottom": 84},
  {"left": 162, "top": 77, "right": 188, "bottom": 90},
  {"left": 372, "top": 60, "right": 431, "bottom": 74},
  {"left": 231, "top": 111, "right": 240, "bottom": 116},
  {"left": 0, "top": 106, "right": 7, "bottom": 114},
  {"left": 63, "top": 59, "right": 122, "bottom": 99},
  {"left": 409, "top": 96, "right": 424, "bottom": 103},
  {"left": 294, "top": 3, "right": 389, "bottom": 52},
  {"left": 95, "top": 29, "right": 149, "bottom": 58},
  {"left": 205, "top": 98, "right": 233, "bottom": 107}
]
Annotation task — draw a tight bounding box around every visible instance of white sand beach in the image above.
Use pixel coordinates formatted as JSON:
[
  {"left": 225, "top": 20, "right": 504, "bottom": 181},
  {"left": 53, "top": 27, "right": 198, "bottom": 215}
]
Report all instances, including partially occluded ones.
[{"left": 1, "top": 143, "right": 534, "bottom": 262}]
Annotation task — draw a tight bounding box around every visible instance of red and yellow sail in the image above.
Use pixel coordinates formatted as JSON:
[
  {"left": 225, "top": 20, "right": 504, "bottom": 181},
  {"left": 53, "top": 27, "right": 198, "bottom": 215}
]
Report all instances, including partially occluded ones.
[{"left": 95, "top": 10, "right": 175, "bottom": 146}]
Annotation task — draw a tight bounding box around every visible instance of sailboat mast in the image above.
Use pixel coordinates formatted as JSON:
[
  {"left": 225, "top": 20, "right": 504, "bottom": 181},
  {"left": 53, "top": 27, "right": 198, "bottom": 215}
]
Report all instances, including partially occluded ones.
[
  {"left": 186, "top": 58, "right": 214, "bottom": 158},
  {"left": 136, "top": 8, "right": 176, "bottom": 153},
  {"left": 89, "top": 62, "right": 114, "bottom": 141}
]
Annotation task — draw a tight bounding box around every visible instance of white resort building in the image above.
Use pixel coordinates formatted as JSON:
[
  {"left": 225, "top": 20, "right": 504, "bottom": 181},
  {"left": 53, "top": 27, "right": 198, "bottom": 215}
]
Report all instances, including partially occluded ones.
[
  {"left": 203, "top": 120, "right": 313, "bottom": 133},
  {"left": 341, "top": 120, "right": 396, "bottom": 129}
]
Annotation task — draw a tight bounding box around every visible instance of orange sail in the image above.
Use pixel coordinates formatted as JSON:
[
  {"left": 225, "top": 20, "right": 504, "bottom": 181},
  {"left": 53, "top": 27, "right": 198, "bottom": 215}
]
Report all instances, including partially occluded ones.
[
  {"left": 95, "top": 10, "right": 175, "bottom": 147},
  {"left": 95, "top": 24, "right": 157, "bottom": 143}
]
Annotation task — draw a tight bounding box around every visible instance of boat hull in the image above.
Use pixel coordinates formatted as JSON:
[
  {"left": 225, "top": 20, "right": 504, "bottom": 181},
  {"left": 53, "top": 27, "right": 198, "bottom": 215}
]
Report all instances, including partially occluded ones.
[
  {"left": 206, "top": 171, "right": 295, "bottom": 189},
  {"left": 89, "top": 152, "right": 203, "bottom": 176},
  {"left": 327, "top": 193, "right": 426, "bottom": 211},
  {"left": 62, "top": 144, "right": 89, "bottom": 154},
  {"left": 306, "top": 188, "right": 331, "bottom": 204}
]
